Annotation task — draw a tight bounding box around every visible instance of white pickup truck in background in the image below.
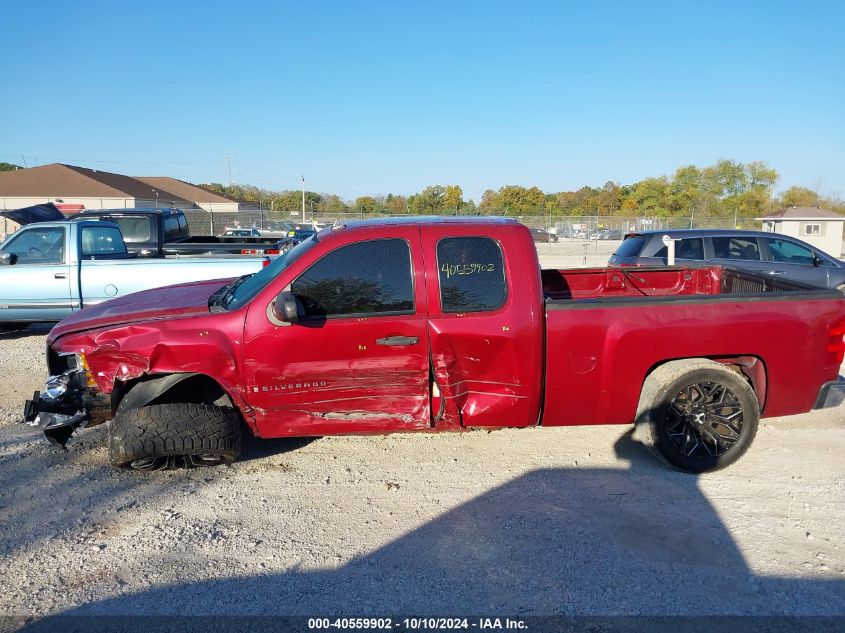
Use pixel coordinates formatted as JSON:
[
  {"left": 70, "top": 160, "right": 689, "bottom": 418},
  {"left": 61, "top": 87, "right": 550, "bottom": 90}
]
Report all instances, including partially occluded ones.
[{"left": 0, "top": 219, "right": 268, "bottom": 328}]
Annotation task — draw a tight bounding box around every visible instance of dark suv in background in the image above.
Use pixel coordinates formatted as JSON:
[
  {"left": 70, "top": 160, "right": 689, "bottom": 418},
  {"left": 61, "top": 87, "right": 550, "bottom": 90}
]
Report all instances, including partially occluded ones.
[{"left": 608, "top": 229, "right": 845, "bottom": 291}]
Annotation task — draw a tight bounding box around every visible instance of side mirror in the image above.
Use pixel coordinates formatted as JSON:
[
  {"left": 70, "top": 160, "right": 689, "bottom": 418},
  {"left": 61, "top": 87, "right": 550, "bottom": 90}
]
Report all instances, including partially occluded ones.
[
  {"left": 813, "top": 254, "right": 823, "bottom": 268},
  {"left": 272, "top": 290, "right": 300, "bottom": 324},
  {"left": 0, "top": 251, "right": 15, "bottom": 266}
]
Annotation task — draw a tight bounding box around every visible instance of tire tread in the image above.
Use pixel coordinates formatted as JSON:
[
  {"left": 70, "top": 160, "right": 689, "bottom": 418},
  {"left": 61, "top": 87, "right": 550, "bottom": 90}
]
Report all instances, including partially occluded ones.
[
  {"left": 108, "top": 402, "right": 241, "bottom": 467},
  {"left": 634, "top": 359, "right": 759, "bottom": 473}
]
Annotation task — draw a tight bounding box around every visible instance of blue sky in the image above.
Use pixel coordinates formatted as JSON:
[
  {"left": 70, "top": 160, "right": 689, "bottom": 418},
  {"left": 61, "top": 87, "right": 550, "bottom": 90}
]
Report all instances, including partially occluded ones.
[{"left": 1, "top": 0, "right": 843, "bottom": 201}]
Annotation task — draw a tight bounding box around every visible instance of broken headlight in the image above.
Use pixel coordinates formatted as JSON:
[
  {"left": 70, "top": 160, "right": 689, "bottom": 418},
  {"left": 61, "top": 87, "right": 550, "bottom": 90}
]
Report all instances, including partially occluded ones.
[
  {"left": 42, "top": 373, "right": 71, "bottom": 403},
  {"left": 60, "top": 351, "right": 97, "bottom": 388}
]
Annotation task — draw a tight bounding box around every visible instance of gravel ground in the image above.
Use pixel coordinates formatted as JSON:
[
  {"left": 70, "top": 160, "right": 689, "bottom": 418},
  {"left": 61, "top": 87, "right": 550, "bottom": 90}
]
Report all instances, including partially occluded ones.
[{"left": 0, "top": 243, "right": 844, "bottom": 618}]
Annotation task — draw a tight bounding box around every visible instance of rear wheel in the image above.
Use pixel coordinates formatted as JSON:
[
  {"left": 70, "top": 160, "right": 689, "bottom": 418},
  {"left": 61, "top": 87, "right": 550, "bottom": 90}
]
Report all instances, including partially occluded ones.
[
  {"left": 109, "top": 402, "right": 241, "bottom": 470},
  {"left": 635, "top": 359, "right": 759, "bottom": 473},
  {"left": 836, "top": 284, "right": 845, "bottom": 294}
]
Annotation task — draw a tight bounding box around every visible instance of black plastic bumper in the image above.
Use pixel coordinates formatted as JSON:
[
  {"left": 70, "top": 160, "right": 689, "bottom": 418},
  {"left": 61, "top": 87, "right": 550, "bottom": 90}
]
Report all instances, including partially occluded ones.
[
  {"left": 23, "top": 384, "right": 89, "bottom": 448},
  {"left": 813, "top": 378, "right": 845, "bottom": 410}
]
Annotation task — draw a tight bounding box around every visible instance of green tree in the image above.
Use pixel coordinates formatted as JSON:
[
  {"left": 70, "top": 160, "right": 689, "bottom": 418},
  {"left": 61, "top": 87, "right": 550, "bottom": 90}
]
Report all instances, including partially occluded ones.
[
  {"left": 0, "top": 163, "right": 22, "bottom": 172},
  {"left": 629, "top": 177, "right": 671, "bottom": 216},
  {"left": 408, "top": 185, "right": 447, "bottom": 213},
  {"left": 319, "top": 194, "right": 349, "bottom": 212},
  {"left": 460, "top": 199, "right": 479, "bottom": 214},
  {"left": 355, "top": 196, "right": 378, "bottom": 213},
  {"left": 543, "top": 193, "right": 564, "bottom": 216},
  {"left": 478, "top": 189, "right": 498, "bottom": 213},
  {"left": 778, "top": 186, "right": 820, "bottom": 208},
  {"left": 443, "top": 185, "right": 464, "bottom": 211},
  {"left": 596, "top": 181, "right": 622, "bottom": 215},
  {"left": 493, "top": 185, "right": 545, "bottom": 214},
  {"left": 385, "top": 194, "right": 407, "bottom": 213}
]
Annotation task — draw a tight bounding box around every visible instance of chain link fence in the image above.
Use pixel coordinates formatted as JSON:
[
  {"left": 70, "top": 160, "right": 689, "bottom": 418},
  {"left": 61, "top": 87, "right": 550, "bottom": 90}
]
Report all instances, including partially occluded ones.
[
  {"left": 179, "top": 208, "right": 762, "bottom": 239},
  {"left": 0, "top": 208, "right": 765, "bottom": 243}
]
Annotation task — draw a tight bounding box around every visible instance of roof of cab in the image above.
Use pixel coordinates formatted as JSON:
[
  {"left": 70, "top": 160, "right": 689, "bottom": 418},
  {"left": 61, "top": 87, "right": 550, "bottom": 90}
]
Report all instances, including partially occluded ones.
[
  {"left": 4, "top": 220, "right": 120, "bottom": 230},
  {"left": 75, "top": 207, "right": 183, "bottom": 216},
  {"left": 333, "top": 216, "right": 520, "bottom": 230},
  {"left": 632, "top": 228, "right": 776, "bottom": 238}
]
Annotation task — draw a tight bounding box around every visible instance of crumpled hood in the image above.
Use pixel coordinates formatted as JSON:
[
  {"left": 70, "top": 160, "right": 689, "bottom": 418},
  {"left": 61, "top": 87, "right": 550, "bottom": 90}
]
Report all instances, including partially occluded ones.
[{"left": 48, "top": 277, "right": 230, "bottom": 345}]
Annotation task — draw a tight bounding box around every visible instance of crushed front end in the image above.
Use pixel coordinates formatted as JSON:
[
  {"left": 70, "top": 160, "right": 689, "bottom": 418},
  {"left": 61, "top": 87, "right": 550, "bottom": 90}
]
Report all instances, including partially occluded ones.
[{"left": 23, "top": 350, "right": 112, "bottom": 448}]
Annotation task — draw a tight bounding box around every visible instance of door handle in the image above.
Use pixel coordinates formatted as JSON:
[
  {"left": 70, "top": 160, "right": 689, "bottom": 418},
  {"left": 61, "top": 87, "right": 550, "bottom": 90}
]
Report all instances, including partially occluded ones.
[
  {"left": 54, "top": 273, "right": 67, "bottom": 279},
  {"left": 376, "top": 336, "right": 419, "bottom": 346},
  {"left": 768, "top": 271, "right": 785, "bottom": 276}
]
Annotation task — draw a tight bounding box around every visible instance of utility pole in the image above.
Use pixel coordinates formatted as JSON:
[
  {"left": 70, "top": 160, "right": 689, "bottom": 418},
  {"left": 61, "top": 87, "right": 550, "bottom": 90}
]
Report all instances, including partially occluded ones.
[{"left": 301, "top": 175, "right": 306, "bottom": 223}]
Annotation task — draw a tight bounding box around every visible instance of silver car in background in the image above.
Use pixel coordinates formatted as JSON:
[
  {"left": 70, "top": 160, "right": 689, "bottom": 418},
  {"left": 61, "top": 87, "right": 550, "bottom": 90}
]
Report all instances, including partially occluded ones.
[{"left": 608, "top": 229, "right": 845, "bottom": 292}]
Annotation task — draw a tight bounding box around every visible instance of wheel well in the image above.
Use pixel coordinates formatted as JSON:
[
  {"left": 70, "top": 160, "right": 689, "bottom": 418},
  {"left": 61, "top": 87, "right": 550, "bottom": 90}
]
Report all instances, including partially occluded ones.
[
  {"left": 114, "top": 373, "right": 235, "bottom": 414},
  {"left": 643, "top": 356, "right": 768, "bottom": 411}
]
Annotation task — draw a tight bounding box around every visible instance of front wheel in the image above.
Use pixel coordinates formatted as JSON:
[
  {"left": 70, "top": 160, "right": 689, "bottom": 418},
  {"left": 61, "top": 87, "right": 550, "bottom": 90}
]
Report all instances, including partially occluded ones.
[
  {"left": 836, "top": 284, "right": 845, "bottom": 294},
  {"left": 635, "top": 359, "right": 759, "bottom": 473},
  {"left": 109, "top": 402, "right": 242, "bottom": 470}
]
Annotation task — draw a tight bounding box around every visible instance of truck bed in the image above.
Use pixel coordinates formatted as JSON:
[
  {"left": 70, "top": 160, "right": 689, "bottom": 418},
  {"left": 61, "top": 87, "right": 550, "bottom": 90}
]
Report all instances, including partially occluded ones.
[
  {"left": 541, "top": 265, "right": 808, "bottom": 301},
  {"left": 541, "top": 265, "right": 845, "bottom": 428}
]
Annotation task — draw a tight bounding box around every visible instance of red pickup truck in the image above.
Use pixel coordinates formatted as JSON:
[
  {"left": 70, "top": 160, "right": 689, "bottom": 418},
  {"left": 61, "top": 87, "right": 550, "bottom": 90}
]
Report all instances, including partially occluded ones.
[{"left": 24, "top": 218, "right": 845, "bottom": 473}]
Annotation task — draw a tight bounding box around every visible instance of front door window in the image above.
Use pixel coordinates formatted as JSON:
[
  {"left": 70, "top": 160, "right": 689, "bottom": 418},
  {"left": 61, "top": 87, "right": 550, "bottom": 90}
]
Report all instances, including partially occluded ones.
[{"left": 4, "top": 226, "right": 66, "bottom": 264}]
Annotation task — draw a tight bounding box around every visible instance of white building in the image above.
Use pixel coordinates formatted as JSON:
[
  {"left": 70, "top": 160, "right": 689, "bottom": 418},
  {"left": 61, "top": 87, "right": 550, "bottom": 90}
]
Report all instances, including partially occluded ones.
[{"left": 758, "top": 206, "right": 844, "bottom": 257}]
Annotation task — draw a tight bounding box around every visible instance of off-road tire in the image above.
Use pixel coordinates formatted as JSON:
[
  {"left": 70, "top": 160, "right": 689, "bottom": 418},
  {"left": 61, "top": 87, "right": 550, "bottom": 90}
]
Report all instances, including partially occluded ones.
[
  {"left": 109, "top": 403, "right": 241, "bottom": 470},
  {"left": 634, "top": 359, "right": 759, "bottom": 473}
]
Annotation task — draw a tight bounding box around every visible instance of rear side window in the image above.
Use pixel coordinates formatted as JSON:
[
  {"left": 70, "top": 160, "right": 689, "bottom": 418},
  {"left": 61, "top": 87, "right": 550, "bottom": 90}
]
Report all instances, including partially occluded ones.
[
  {"left": 111, "top": 216, "right": 152, "bottom": 243},
  {"left": 613, "top": 236, "right": 646, "bottom": 258},
  {"left": 765, "top": 238, "right": 814, "bottom": 265},
  {"left": 163, "top": 215, "right": 181, "bottom": 241},
  {"left": 654, "top": 237, "right": 704, "bottom": 260},
  {"left": 81, "top": 226, "right": 127, "bottom": 257},
  {"left": 713, "top": 237, "right": 760, "bottom": 261},
  {"left": 437, "top": 237, "right": 506, "bottom": 313},
  {"left": 292, "top": 239, "right": 414, "bottom": 319}
]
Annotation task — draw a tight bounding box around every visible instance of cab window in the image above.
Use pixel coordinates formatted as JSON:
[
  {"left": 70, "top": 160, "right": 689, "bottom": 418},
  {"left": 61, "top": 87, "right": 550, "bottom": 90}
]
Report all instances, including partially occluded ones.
[
  {"left": 712, "top": 237, "right": 761, "bottom": 261},
  {"left": 81, "top": 226, "right": 127, "bottom": 257},
  {"left": 292, "top": 239, "right": 414, "bottom": 319},
  {"left": 3, "top": 227, "right": 65, "bottom": 264},
  {"left": 437, "top": 237, "right": 506, "bottom": 313}
]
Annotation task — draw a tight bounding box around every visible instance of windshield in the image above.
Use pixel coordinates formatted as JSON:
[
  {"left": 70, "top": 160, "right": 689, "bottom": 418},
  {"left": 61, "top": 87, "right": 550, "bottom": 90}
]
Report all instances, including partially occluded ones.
[{"left": 224, "top": 235, "right": 320, "bottom": 310}]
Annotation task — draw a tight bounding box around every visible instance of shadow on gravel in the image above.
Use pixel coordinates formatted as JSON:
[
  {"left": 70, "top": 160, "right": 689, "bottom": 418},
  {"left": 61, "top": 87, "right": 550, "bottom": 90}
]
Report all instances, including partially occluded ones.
[
  {"left": 14, "top": 432, "right": 844, "bottom": 623},
  {"left": 0, "top": 425, "right": 212, "bottom": 562},
  {"left": 238, "top": 432, "right": 318, "bottom": 463},
  {"left": 0, "top": 323, "right": 53, "bottom": 341}
]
